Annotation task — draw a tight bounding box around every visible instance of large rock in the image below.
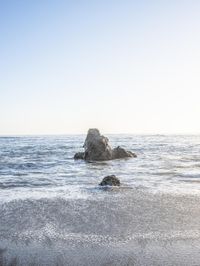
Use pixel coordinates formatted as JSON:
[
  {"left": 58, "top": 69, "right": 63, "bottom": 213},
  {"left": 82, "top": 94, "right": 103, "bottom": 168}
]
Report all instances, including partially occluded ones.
[
  {"left": 83, "top": 129, "right": 112, "bottom": 161},
  {"left": 99, "top": 175, "right": 120, "bottom": 186},
  {"left": 74, "top": 128, "right": 137, "bottom": 161}
]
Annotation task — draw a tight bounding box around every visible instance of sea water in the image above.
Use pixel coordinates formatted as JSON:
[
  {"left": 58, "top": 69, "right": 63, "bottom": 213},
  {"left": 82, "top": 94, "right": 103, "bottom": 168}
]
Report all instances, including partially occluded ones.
[{"left": 1, "top": 135, "right": 200, "bottom": 265}]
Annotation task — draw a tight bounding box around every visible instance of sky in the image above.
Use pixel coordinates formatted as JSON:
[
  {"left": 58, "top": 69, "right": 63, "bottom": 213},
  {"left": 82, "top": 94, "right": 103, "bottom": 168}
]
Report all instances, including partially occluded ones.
[{"left": 0, "top": 0, "right": 200, "bottom": 135}]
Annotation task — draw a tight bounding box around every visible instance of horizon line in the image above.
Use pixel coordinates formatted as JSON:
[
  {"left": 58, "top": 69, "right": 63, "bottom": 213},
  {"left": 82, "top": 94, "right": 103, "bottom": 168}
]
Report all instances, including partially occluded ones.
[{"left": 0, "top": 132, "right": 200, "bottom": 137}]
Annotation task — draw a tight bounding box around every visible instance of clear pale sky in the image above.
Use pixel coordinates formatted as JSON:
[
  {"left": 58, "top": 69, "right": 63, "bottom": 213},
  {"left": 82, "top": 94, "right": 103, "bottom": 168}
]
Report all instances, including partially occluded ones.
[{"left": 0, "top": 0, "right": 200, "bottom": 135}]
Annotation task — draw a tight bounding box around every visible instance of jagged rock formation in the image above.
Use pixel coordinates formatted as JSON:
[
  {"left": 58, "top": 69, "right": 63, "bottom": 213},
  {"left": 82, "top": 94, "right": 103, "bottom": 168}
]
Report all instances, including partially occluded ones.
[
  {"left": 99, "top": 175, "right": 120, "bottom": 186},
  {"left": 74, "top": 128, "right": 137, "bottom": 161},
  {"left": 83, "top": 128, "right": 113, "bottom": 161}
]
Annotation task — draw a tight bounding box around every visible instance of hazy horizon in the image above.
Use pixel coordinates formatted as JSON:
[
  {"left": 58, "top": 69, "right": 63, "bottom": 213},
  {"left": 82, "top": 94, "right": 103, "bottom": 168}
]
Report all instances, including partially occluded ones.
[
  {"left": 1, "top": 0, "right": 200, "bottom": 135},
  {"left": 1, "top": 131, "right": 200, "bottom": 136}
]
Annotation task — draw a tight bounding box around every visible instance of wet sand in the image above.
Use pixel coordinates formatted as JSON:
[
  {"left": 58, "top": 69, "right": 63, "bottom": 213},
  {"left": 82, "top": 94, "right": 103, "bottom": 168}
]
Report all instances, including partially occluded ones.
[{"left": 1, "top": 189, "right": 200, "bottom": 265}]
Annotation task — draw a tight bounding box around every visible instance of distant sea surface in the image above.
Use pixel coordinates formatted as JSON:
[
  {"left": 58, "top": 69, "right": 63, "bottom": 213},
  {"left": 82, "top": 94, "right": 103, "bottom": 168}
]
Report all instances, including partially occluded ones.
[{"left": 1, "top": 135, "right": 200, "bottom": 265}]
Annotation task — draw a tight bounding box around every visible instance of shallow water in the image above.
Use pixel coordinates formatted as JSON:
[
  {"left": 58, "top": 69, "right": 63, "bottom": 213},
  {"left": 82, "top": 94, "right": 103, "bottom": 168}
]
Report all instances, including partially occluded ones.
[
  {"left": 0, "top": 135, "right": 200, "bottom": 265},
  {"left": 0, "top": 135, "right": 200, "bottom": 199}
]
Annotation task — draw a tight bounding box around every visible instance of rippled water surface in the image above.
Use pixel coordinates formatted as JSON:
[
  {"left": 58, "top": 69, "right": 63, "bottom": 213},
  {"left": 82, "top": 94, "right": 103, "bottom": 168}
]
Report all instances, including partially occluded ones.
[
  {"left": 1, "top": 135, "right": 200, "bottom": 265},
  {"left": 0, "top": 135, "right": 200, "bottom": 200}
]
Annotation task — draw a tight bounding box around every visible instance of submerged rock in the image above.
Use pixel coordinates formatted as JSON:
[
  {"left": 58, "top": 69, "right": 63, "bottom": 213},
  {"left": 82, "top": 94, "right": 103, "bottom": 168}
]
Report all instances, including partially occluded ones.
[
  {"left": 74, "top": 128, "right": 137, "bottom": 161},
  {"left": 99, "top": 175, "right": 120, "bottom": 186}
]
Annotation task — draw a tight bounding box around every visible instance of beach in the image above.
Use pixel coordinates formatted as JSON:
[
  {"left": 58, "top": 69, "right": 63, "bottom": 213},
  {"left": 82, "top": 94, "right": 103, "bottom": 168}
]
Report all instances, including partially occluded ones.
[
  {"left": 1, "top": 190, "right": 200, "bottom": 265},
  {"left": 0, "top": 135, "right": 200, "bottom": 265}
]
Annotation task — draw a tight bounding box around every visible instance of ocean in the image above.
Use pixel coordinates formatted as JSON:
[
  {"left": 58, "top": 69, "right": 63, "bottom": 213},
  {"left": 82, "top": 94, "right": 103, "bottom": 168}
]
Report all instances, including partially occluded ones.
[{"left": 1, "top": 135, "right": 200, "bottom": 265}]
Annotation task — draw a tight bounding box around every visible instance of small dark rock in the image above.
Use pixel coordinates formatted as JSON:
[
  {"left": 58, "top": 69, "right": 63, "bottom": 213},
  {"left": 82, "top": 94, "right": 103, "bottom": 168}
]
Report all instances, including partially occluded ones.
[
  {"left": 99, "top": 175, "right": 120, "bottom": 186},
  {"left": 74, "top": 152, "right": 85, "bottom": 160}
]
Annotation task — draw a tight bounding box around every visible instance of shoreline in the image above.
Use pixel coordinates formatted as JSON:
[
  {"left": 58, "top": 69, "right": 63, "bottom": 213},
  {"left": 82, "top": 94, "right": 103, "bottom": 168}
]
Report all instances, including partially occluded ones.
[{"left": 1, "top": 189, "right": 200, "bottom": 265}]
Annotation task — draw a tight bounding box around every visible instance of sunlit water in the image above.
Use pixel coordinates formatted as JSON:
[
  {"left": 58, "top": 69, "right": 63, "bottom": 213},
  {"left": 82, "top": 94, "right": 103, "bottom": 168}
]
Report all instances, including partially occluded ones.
[{"left": 1, "top": 135, "right": 200, "bottom": 265}]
